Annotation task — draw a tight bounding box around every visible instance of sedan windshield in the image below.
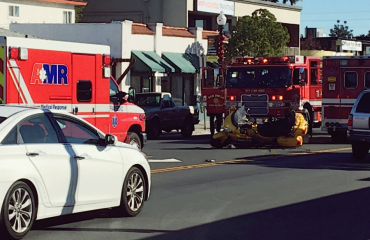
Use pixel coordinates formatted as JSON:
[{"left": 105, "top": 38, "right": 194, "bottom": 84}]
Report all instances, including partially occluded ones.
[
  {"left": 136, "top": 94, "right": 161, "bottom": 107},
  {"left": 0, "top": 117, "right": 6, "bottom": 124},
  {"left": 226, "top": 67, "right": 292, "bottom": 88}
]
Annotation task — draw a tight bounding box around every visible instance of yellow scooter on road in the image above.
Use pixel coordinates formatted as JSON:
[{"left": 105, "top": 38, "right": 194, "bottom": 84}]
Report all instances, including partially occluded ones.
[{"left": 210, "top": 106, "right": 308, "bottom": 149}]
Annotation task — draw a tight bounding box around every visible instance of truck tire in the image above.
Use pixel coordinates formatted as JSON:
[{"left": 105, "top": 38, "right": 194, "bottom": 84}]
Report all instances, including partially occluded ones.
[
  {"left": 352, "top": 142, "right": 369, "bottom": 160},
  {"left": 128, "top": 132, "right": 141, "bottom": 150},
  {"left": 148, "top": 119, "right": 161, "bottom": 140},
  {"left": 181, "top": 118, "right": 194, "bottom": 137}
]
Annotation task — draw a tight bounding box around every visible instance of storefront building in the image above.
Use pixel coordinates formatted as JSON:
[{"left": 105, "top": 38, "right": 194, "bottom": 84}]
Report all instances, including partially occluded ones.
[
  {"left": 10, "top": 21, "right": 215, "bottom": 107},
  {"left": 81, "top": 0, "right": 301, "bottom": 54}
]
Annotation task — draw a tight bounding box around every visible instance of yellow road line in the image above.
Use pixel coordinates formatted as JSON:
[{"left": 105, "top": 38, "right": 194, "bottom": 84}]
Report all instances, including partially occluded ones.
[
  {"left": 290, "top": 147, "right": 351, "bottom": 155},
  {"left": 151, "top": 159, "right": 252, "bottom": 174},
  {"left": 151, "top": 147, "right": 351, "bottom": 174}
]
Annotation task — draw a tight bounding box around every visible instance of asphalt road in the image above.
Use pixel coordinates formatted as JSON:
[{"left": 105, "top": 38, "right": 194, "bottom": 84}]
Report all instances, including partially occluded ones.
[{"left": 24, "top": 131, "right": 370, "bottom": 240}]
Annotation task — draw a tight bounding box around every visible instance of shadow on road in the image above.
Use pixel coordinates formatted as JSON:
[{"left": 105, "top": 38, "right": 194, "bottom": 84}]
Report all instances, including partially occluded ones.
[
  {"left": 230, "top": 152, "right": 370, "bottom": 171},
  {"left": 152, "top": 132, "right": 346, "bottom": 147},
  {"left": 140, "top": 187, "right": 370, "bottom": 240},
  {"left": 31, "top": 186, "right": 370, "bottom": 240}
]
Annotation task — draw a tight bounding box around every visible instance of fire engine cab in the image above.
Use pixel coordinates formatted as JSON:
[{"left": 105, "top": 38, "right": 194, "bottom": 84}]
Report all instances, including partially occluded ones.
[
  {"left": 321, "top": 56, "right": 370, "bottom": 142},
  {"left": 201, "top": 56, "right": 322, "bottom": 133},
  {"left": 0, "top": 36, "right": 147, "bottom": 149}
]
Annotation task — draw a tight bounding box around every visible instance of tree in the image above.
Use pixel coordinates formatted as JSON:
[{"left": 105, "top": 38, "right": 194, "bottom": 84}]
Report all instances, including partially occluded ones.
[
  {"left": 329, "top": 20, "right": 353, "bottom": 38},
  {"left": 75, "top": 0, "right": 85, "bottom": 23},
  {"left": 225, "top": 9, "right": 290, "bottom": 58},
  {"left": 356, "top": 30, "right": 370, "bottom": 37},
  {"left": 282, "top": 0, "right": 302, "bottom": 5},
  {"left": 261, "top": 0, "right": 302, "bottom": 5},
  {"left": 301, "top": 32, "right": 321, "bottom": 50}
]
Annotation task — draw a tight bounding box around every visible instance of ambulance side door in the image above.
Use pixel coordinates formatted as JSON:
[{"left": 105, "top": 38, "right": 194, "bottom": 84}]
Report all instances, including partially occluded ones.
[{"left": 71, "top": 54, "right": 96, "bottom": 126}]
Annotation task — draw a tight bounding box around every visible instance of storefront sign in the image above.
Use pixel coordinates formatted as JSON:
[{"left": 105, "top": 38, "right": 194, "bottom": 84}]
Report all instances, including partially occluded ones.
[
  {"left": 197, "top": 0, "right": 235, "bottom": 16},
  {"left": 339, "top": 40, "right": 362, "bottom": 51},
  {"left": 207, "top": 35, "right": 218, "bottom": 56},
  {"left": 206, "top": 55, "right": 219, "bottom": 62}
]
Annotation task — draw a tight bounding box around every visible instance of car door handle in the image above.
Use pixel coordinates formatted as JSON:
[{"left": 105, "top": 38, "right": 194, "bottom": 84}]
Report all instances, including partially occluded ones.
[
  {"left": 26, "top": 152, "right": 39, "bottom": 157},
  {"left": 26, "top": 151, "right": 46, "bottom": 157},
  {"left": 74, "top": 154, "right": 91, "bottom": 160}
]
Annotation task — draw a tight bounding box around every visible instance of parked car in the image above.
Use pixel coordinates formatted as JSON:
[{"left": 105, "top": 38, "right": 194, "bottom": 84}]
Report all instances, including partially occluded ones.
[
  {"left": 0, "top": 106, "right": 151, "bottom": 239},
  {"left": 347, "top": 90, "right": 370, "bottom": 160},
  {"left": 135, "top": 92, "right": 199, "bottom": 139}
]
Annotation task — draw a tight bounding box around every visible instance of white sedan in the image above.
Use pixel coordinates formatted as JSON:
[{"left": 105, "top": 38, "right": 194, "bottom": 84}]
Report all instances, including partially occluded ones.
[{"left": 0, "top": 106, "right": 151, "bottom": 239}]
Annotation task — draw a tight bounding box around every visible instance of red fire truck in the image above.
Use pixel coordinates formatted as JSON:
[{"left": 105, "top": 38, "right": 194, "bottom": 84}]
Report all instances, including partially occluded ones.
[
  {"left": 321, "top": 56, "right": 370, "bottom": 142},
  {"left": 201, "top": 56, "right": 322, "bottom": 134},
  {"left": 0, "top": 36, "right": 147, "bottom": 149}
]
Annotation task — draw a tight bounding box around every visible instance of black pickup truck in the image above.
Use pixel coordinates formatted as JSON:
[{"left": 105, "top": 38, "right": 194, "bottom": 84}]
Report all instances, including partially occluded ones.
[{"left": 135, "top": 92, "right": 199, "bottom": 139}]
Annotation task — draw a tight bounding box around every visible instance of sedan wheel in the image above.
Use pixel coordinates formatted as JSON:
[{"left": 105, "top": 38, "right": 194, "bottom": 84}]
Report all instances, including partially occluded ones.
[
  {"left": 115, "top": 167, "right": 146, "bottom": 217},
  {"left": 0, "top": 182, "right": 36, "bottom": 240}
]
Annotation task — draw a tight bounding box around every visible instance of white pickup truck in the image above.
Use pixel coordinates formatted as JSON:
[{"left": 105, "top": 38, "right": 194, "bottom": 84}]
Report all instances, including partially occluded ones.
[
  {"left": 348, "top": 90, "right": 370, "bottom": 160},
  {"left": 135, "top": 92, "right": 199, "bottom": 139}
]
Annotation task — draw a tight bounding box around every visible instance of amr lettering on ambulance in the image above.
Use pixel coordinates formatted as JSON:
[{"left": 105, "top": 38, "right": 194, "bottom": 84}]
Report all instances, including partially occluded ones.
[{"left": 0, "top": 36, "right": 146, "bottom": 147}]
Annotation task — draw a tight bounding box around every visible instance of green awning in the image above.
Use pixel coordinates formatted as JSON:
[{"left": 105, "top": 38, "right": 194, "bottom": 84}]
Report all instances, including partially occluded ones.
[
  {"left": 131, "top": 51, "right": 175, "bottom": 72},
  {"left": 162, "top": 52, "right": 199, "bottom": 73},
  {"left": 206, "top": 61, "right": 220, "bottom": 68}
]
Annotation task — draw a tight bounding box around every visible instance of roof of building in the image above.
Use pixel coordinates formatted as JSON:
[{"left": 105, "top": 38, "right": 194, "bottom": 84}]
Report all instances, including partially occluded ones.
[
  {"left": 25, "top": 0, "right": 87, "bottom": 6},
  {"left": 162, "top": 26, "right": 194, "bottom": 38},
  {"left": 132, "top": 23, "right": 155, "bottom": 35},
  {"left": 131, "top": 23, "right": 219, "bottom": 39},
  {"left": 202, "top": 30, "right": 220, "bottom": 40},
  {"left": 0, "top": 28, "right": 40, "bottom": 38}
]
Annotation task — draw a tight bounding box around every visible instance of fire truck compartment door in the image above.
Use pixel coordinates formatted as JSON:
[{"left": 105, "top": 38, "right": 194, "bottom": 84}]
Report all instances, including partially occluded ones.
[{"left": 72, "top": 54, "right": 96, "bottom": 125}]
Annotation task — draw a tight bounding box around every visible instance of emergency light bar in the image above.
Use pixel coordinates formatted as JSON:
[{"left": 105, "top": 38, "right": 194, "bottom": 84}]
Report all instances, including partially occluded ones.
[
  {"left": 103, "top": 54, "right": 111, "bottom": 66},
  {"left": 9, "top": 47, "right": 28, "bottom": 60},
  {"left": 232, "top": 56, "right": 304, "bottom": 65},
  {"left": 102, "top": 54, "right": 111, "bottom": 78}
]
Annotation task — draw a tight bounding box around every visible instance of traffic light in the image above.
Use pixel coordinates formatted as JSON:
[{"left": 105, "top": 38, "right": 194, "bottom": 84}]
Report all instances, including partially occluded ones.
[{"left": 217, "top": 35, "right": 225, "bottom": 61}]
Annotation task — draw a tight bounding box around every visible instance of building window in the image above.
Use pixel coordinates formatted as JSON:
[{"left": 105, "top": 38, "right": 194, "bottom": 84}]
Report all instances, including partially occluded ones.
[
  {"left": 9, "top": 5, "right": 19, "bottom": 17},
  {"left": 63, "top": 11, "right": 72, "bottom": 23}
]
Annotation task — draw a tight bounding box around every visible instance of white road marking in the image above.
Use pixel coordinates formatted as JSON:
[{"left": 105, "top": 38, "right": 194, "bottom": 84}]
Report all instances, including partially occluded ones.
[{"left": 148, "top": 158, "right": 182, "bottom": 163}]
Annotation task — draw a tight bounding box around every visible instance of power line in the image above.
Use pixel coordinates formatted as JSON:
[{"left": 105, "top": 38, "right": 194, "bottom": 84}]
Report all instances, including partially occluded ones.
[
  {"left": 301, "top": 18, "right": 370, "bottom": 22},
  {"left": 302, "top": 11, "right": 370, "bottom": 14}
]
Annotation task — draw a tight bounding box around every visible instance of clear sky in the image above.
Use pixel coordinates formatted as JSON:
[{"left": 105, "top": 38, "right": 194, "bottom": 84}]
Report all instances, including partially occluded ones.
[{"left": 295, "top": 0, "right": 370, "bottom": 37}]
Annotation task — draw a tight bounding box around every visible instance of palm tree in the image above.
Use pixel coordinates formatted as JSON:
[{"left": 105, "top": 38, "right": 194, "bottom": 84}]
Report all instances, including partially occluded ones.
[{"left": 329, "top": 20, "right": 353, "bottom": 38}]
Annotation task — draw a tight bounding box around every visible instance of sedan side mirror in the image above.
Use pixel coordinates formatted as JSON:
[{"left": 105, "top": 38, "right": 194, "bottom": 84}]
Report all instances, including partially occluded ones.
[{"left": 105, "top": 134, "right": 117, "bottom": 145}]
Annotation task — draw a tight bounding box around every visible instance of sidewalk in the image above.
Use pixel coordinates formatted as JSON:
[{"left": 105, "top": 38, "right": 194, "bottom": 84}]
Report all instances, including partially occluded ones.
[{"left": 193, "top": 121, "right": 211, "bottom": 136}]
